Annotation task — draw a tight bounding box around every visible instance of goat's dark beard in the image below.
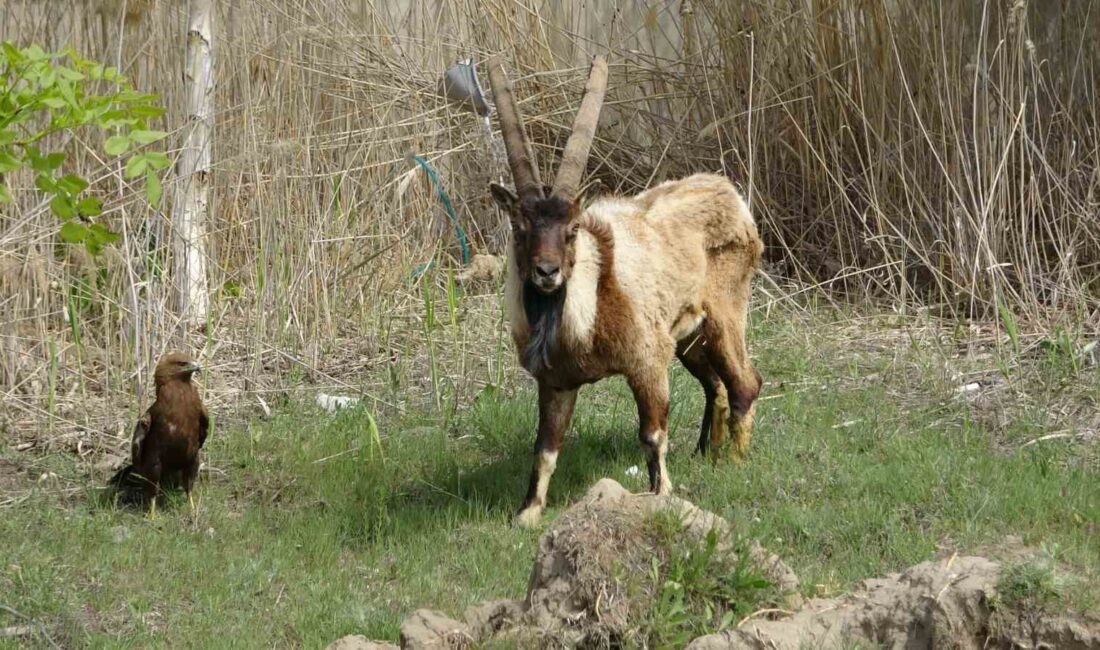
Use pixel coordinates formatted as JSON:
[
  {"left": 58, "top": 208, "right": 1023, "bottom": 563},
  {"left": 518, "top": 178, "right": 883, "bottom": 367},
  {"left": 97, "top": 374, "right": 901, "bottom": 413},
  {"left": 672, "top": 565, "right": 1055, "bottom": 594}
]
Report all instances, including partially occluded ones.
[{"left": 522, "top": 280, "right": 566, "bottom": 374}]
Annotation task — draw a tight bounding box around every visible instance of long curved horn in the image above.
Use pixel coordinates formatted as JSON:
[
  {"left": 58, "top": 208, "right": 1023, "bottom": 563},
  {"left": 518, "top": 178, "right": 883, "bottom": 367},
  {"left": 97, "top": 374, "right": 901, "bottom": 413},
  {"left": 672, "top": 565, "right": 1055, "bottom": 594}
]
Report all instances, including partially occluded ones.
[
  {"left": 552, "top": 55, "right": 608, "bottom": 202},
  {"left": 487, "top": 56, "right": 543, "bottom": 199}
]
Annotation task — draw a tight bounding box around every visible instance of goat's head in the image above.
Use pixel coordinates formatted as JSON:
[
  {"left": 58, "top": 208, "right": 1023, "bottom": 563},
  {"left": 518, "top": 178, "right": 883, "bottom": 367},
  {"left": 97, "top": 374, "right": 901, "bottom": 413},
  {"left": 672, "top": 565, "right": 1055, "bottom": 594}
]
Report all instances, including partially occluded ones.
[{"left": 488, "top": 55, "right": 608, "bottom": 295}]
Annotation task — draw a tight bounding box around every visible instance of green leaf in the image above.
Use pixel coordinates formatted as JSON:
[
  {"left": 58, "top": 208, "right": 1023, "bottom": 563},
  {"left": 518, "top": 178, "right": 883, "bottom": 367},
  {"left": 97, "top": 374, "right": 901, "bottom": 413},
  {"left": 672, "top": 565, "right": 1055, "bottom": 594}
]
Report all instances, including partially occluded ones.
[
  {"left": 0, "top": 130, "right": 17, "bottom": 146},
  {"left": 145, "top": 168, "right": 162, "bottom": 205},
  {"left": 997, "top": 300, "right": 1020, "bottom": 355},
  {"left": 44, "top": 152, "right": 65, "bottom": 170},
  {"left": 56, "top": 79, "right": 78, "bottom": 107},
  {"left": 102, "top": 117, "right": 140, "bottom": 130},
  {"left": 50, "top": 194, "right": 77, "bottom": 218},
  {"left": 57, "top": 67, "right": 85, "bottom": 82},
  {"left": 0, "top": 150, "right": 20, "bottom": 173},
  {"left": 130, "top": 129, "right": 168, "bottom": 145},
  {"left": 85, "top": 237, "right": 103, "bottom": 256},
  {"left": 29, "top": 151, "right": 65, "bottom": 173},
  {"left": 56, "top": 174, "right": 89, "bottom": 194},
  {"left": 718, "top": 611, "right": 735, "bottom": 631},
  {"left": 125, "top": 154, "right": 148, "bottom": 179},
  {"left": 0, "top": 184, "right": 11, "bottom": 204},
  {"left": 143, "top": 151, "right": 171, "bottom": 170},
  {"left": 116, "top": 90, "right": 156, "bottom": 103},
  {"left": 89, "top": 223, "right": 120, "bottom": 248},
  {"left": 2, "top": 42, "right": 23, "bottom": 64},
  {"left": 39, "top": 96, "right": 67, "bottom": 109},
  {"left": 130, "top": 105, "right": 166, "bottom": 119},
  {"left": 59, "top": 221, "right": 87, "bottom": 243},
  {"left": 35, "top": 174, "right": 57, "bottom": 193},
  {"left": 23, "top": 44, "right": 48, "bottom": 62},
  {"left": 39, "top": 68, "right": 57, "bottom": 89},
  {"left": 104, "top": 134, "right": 130, "bottom": 156},
  {"left": 77, "top": 196, "right": 102, "bottom": 216}
]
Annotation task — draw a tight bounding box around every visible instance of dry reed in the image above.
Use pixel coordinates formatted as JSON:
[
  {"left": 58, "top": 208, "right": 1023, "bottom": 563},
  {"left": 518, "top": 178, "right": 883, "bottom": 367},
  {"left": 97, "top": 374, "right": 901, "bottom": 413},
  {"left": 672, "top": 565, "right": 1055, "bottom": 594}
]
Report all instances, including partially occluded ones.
[{"left": 0, "top": 0, "right": 1097, "bottom": 444}]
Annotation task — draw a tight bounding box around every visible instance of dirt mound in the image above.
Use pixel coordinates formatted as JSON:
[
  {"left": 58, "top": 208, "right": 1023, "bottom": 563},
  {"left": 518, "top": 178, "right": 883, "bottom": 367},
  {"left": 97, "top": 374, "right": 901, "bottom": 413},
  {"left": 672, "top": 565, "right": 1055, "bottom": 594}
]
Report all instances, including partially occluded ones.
[
  {"left": 520, "top": 478, "right": 799, "bottom": 647},
  {"left": 332, "top": 479, "right": 1100, "bottom": 649},
  {"left": 688, "top": 554, "right": 1100, "bottom": 650}
]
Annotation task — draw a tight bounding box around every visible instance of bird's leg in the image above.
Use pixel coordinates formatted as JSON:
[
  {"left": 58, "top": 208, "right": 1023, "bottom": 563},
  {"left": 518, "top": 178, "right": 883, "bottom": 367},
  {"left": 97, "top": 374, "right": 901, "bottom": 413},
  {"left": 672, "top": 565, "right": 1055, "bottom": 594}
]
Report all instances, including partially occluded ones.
[
  {"left": 139, "top": 465, "right": 160, "bottom": 521},
  {"left": 184, "top": 458, "right": 200, "bottom": 520}
]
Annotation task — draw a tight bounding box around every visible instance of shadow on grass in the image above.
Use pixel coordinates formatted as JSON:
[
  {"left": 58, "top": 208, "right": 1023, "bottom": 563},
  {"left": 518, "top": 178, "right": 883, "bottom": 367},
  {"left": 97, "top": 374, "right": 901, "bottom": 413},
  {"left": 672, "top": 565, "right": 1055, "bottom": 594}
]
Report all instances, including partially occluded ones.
[
  {"left": 389, "top": 424, "right": 644, "bottom": 523},
  {"left": 252, "top": 384, "right": 707, "bottom": 544}
]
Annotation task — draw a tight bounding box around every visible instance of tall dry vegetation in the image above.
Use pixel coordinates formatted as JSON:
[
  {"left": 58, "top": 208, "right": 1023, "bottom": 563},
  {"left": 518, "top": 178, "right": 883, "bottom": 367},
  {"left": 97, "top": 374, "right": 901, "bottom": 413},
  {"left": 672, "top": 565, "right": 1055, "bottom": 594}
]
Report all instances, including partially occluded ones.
[{"left": 1, "top": 0, "right": 1097, "bottom": 435}]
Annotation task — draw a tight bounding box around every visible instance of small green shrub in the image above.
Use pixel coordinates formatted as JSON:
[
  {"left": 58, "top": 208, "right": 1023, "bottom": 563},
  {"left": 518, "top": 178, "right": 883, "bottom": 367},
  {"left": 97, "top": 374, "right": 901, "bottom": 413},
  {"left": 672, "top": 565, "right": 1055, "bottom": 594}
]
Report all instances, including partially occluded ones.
[
  {"left": 996, "top": 558, "right": 1062, "bottom": 612},
  {"left": 0, "top": 41, "right": 169, "bottom": 254}
]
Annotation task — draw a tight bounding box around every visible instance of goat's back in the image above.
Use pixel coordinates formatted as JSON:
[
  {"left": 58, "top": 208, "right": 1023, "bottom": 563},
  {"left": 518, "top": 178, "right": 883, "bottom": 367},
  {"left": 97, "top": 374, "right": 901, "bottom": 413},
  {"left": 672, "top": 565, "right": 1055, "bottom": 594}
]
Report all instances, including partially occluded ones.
[
  {"left": 636, "top": 173, "right": 758, "bottom": 253},
  {"left": 579, "top": 173, "right": 760, "bottom": 346}
]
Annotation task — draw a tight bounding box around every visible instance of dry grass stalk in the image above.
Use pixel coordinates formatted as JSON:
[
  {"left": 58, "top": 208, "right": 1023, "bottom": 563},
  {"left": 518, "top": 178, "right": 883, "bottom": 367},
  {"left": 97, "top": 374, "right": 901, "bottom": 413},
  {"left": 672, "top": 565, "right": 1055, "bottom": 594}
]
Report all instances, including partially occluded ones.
[{"left": 0, "top": 0, "right": 1096, "bottom": 443}]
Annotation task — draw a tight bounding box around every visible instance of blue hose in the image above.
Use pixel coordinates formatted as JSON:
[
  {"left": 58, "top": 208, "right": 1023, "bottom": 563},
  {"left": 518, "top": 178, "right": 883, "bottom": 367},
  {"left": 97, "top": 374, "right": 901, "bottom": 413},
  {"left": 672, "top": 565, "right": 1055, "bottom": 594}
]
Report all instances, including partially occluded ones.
[{"left": 408, "top": 154, "right": 470, "bottom": 278}]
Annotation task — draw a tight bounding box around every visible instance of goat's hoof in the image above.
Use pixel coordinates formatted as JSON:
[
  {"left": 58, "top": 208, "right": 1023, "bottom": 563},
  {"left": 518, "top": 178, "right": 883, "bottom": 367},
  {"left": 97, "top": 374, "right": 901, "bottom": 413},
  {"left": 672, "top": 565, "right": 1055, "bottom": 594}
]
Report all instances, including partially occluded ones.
[{"left": 514, "top": 506, "right": 543, "bottom": 529}]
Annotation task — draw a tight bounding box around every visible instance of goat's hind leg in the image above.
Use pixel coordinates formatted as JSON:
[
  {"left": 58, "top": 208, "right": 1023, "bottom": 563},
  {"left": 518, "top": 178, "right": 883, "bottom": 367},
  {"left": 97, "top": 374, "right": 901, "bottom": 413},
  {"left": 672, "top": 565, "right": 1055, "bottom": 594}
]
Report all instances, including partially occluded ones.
[
  {"left": 676, "top": 339, "right": 730, "bottom": 458},
  {"left": 628, "top": 368, "right": 672, "bottom": 495},
  {"left": 700, "top": 312, "right": 762, "bottom": 461},
  {"left": 515, "top": 382, "right": 578, "bottom": 528}
]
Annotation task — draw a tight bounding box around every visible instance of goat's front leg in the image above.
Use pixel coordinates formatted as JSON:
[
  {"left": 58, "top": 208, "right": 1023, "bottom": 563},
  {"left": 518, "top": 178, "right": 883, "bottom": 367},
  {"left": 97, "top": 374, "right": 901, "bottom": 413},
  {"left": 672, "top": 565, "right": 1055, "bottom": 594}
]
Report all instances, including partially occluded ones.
[
  {"left": 515, "top": 382, "right": 578, "bottom": 528},
  {"left": 628, "top": 369, "right": 672, "bottom": 496}
]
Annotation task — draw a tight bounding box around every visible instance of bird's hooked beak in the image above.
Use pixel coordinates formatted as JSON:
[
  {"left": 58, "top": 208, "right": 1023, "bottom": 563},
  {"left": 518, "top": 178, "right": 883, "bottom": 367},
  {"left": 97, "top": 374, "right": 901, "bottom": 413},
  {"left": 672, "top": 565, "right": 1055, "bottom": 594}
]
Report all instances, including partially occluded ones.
[{"left": 184, "top": 361, "right": 202, "bottom": 374}]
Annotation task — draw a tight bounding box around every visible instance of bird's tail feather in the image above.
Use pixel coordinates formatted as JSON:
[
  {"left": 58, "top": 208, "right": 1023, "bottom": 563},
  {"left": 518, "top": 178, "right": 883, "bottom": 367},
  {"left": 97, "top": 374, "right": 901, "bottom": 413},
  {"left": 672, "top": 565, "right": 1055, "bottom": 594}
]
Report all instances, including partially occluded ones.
[
  {"left": 107, "top": 464, "right": 150, "bottom": 506},
  {"left": 109, "top": 463, "right": 134, "bottom": 487}
]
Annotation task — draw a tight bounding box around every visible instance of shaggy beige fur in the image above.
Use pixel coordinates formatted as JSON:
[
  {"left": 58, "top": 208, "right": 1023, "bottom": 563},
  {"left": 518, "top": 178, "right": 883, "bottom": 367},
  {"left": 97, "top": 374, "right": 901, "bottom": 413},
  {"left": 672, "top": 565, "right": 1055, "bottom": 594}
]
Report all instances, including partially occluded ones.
[{"left": 505, "top": 173, "right": 764, "bottom": 526}]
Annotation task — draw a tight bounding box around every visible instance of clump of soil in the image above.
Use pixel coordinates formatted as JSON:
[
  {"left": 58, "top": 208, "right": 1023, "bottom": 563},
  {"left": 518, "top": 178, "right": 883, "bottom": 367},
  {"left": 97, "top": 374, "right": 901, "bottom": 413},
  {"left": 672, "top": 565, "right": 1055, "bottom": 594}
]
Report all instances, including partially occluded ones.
[
  {"left": 519, "top": 478, "right": 799, "bottom": 647},
  {"left": 687, "top": 554, "right": 1100, "bottom": 649}
]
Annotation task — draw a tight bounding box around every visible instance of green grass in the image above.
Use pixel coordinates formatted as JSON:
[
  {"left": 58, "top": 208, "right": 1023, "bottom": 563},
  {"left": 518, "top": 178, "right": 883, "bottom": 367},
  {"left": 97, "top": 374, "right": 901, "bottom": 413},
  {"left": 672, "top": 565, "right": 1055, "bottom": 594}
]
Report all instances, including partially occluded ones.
[{"left": 2, "top": 309, "right": 1098, "bottom": 648}]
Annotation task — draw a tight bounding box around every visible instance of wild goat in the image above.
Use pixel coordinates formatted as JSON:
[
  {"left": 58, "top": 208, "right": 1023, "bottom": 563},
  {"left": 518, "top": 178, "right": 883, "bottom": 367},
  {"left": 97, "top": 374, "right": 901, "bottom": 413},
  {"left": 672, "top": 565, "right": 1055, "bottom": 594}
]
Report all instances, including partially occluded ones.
[{"left": 488, "top": 55, "right": 763, "bottom": 527}]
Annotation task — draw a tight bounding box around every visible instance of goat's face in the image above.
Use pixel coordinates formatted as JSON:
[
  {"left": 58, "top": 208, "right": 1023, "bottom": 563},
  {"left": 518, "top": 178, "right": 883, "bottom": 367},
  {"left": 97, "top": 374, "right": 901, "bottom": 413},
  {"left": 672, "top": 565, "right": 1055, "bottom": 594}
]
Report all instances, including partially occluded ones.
[{"left": 491, "top": 183, "right": 580, "bottom": 294}]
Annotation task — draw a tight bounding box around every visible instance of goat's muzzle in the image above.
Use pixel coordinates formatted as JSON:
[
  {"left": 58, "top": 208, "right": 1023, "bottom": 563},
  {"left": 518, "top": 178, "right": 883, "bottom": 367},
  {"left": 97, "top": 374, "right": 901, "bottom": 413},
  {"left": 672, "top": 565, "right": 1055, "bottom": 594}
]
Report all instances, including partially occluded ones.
[{"left": 532, "top": 261, "right": 563, "bottom": 293}]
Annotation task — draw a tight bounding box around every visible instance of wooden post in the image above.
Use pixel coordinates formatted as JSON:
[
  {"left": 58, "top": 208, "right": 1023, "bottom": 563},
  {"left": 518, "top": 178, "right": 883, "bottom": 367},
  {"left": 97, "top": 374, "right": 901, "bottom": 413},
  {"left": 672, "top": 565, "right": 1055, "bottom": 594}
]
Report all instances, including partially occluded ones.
[{"left": 173, "top": 0, "right": 213, "bottom": 325}]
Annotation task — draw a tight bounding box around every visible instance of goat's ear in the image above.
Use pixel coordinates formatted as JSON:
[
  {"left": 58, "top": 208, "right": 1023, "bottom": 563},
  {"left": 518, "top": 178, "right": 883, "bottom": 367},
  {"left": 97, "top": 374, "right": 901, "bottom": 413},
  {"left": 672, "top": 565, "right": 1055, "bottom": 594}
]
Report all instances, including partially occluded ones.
[{"left": 489, "top": 182, "right": 518, "bottom": 213}]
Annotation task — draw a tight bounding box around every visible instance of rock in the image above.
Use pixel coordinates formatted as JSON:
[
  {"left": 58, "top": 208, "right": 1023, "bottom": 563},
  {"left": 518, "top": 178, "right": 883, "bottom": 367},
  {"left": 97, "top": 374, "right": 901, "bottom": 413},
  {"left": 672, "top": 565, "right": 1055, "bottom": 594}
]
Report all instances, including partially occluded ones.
[
  {"left": 325, "top": 635, "right": 397, "bottom": 650},
  {"left": 399, "top": 609, "right": 473, "bottom": 649},
  {"left": 462, "top": 599, "right": 523, "bottom": 641}
]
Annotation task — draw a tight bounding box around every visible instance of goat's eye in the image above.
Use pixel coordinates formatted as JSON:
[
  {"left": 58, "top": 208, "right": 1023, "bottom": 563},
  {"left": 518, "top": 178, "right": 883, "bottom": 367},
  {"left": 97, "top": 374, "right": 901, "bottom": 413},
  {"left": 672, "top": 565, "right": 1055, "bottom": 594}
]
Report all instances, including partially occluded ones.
[{"left": 566, "top": 224, "right": 579, "bottom": 241}]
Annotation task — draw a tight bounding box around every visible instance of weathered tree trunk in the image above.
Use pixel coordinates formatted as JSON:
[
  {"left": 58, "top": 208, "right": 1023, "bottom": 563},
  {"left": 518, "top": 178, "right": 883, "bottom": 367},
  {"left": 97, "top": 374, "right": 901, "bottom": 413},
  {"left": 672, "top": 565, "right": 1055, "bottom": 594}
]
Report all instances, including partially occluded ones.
[{"left": 172, "top": 0, "right": 213, "bottom": 324}]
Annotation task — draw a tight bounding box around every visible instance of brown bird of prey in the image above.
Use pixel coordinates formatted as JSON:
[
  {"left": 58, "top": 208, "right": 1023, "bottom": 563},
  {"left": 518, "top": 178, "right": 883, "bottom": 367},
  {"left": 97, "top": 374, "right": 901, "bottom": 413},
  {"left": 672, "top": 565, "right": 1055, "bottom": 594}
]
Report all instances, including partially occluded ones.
[{"left": 110, "top": 351, "right": 208, "bottom": 517}]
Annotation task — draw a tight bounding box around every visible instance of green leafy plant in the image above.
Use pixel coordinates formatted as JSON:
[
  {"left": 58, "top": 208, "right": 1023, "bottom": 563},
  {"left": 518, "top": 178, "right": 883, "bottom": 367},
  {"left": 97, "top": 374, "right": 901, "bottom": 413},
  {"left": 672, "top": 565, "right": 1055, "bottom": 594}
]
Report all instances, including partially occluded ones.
[
  {"left": 0, "top": 41, "right": 170, "bottom": 254},
  {"left": 995, "top": 557, "right": 1062, "bottom": 612},
  {"left": 643, "top": 512, "right": 778, "bottom": 647}
]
